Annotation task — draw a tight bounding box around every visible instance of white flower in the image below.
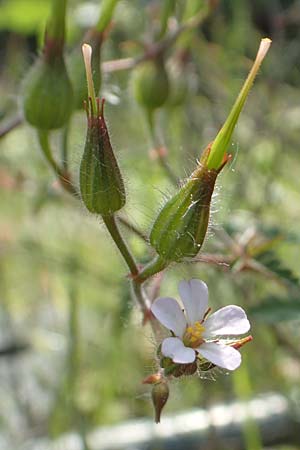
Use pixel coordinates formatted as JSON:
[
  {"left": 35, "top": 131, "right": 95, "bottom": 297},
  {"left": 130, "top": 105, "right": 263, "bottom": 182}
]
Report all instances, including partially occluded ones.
[{"left": 151, "top": 279, "right": 250, "bottom": 371}]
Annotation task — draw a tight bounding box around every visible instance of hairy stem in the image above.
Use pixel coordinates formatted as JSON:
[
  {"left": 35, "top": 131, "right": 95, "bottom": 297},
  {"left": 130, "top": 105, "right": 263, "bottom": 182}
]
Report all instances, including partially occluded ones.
[
  {"left": 102, "top": 214, "right": 139, "bottom": 277},
  {"left": 37, "top": 130, "right": 76, "bottom": 195}
]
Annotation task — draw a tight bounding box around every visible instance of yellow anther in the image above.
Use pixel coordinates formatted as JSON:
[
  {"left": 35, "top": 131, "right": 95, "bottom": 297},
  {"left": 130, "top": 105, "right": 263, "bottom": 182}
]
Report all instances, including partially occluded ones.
[{"left": 183, "top": 321, "right": 206, "bottom": 348}]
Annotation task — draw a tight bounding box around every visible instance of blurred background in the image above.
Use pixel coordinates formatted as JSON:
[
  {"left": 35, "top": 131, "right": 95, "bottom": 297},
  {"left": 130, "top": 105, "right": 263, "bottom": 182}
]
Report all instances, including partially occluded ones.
[{"left": 1, "top": 0, "right": 300, "bottom": 449}]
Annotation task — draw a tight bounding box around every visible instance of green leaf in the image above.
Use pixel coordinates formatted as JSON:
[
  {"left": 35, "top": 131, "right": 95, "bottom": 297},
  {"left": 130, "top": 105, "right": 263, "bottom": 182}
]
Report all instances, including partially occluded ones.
[{"left": 249, "top": 297, "right": 300, "bottom": 323}]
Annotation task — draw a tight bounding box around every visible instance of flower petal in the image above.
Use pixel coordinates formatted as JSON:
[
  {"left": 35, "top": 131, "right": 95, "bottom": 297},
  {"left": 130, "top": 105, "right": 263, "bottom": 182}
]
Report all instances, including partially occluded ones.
[
  {"left": 203, "top": 305, "right": 250, "bottom": 337},
  {"left": 151, "top": 297, "right": 186, "bottom": 338},
  {"left": 162, "top": 337, "right": 196, "bottom": 364},
  {"left": 178, "top": 279, "right": 208, "bottom": 325},
  {"left": 197, "top": 342, "right": 241, "bottom": 370}
]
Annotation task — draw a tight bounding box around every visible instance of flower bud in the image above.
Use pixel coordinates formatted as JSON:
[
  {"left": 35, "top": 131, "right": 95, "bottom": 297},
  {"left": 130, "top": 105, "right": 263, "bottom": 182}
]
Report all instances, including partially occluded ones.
[
  {"left": 80, "top": 98, "right": 126, "bottom": 215},
  {"left": 150, "top": 145, "right": 228, "bottom": 262},
  {"left": 151, "top": 380, "right": 169, "bottom": 423},
  {"left": 132, "top": 59, "right": 169, "bottom": 111},
  {"left": 22, "top": 0, "right": 73, "bottom": 129}
]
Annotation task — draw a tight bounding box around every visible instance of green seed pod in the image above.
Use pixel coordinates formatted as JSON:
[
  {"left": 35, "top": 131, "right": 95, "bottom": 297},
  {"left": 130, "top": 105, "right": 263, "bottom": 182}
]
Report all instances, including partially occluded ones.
[
  {"left": 23, "top": 0, "right": 73, "bottom": 130},
  {"left": 68, "top": 30, "right": 103, "bottom": 110},
  {"left": 80, "top": 98, "right": 126, "bottom": 215},
  {"left": 132, "top": 59, "right": 170, "bottom": 110},
  {"left": 151, "top": 380, "right": 169, "bottom": 423},
  {"left": 23, "top": 56, "right": 73, "bottom": 130},
  {"left": 150, "top": 146, "right": 228, "bottom": 262}
]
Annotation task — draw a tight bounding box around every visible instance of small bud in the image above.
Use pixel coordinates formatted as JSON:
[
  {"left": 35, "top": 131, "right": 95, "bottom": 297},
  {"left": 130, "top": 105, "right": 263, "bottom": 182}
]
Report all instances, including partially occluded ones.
[
  {"left": 132, "top": 59, "right": 169, "bottom": 111},
  {"left": 22, "top": 0, "right": 73, "bottom": 129},
  {"left": 150, "top": 145, "right": 229, "bottom": 262},
  {"left": 151, "top": 380, "right": 169, "bottom": 423},
  {"left": 80, "top": 44, "right": 125, "bottom": 215}
]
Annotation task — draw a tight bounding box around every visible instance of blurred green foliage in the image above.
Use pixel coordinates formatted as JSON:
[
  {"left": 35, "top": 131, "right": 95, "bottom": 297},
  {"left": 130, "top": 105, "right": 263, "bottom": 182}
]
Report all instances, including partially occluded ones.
[
  {"left": 0, "top": 0, "right": 51, "bottom": 34},
  {"left": 1, "top": 1, "right": 300, "bottom": 449}
]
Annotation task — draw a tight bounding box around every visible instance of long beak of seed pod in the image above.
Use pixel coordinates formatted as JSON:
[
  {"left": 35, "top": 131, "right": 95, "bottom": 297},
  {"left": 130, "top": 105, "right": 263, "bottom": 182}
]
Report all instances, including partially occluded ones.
[
  {"left": 206, "top": 38, "right": 272, "bottom": 170},
  {"left": 82, "top": 43, "right": 97, "bottom": 114}
]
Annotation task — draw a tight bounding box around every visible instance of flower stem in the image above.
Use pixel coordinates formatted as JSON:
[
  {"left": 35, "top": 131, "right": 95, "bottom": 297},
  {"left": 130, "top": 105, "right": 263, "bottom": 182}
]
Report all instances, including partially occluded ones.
[
  {"left": 131, "top": 281, "right": 151, "bottom": 314},
  {"left": 102, "top": 215, "right": 154, "bottom": 314},
  {"left": 135, "top": 255, "right": 168, "bottom": 284},
  {"left": 96, "top": 0, "right": 119, "bottom": 33},
  {"left": 102, "top": 214, "right": 139, "bottom": 277},
  {"left": 47, "top": 0, "right": 67, "bottom": 43},
  {"left": 37, "top": 129, "right": 76, "bottom": 195},
  {"left": 102, "top": 215, "right": 168, "bottom": 315}
]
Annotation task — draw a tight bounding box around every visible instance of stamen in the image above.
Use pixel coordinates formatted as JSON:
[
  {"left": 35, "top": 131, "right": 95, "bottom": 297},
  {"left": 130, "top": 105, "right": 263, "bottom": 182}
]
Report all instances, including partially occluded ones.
[
  {"left": 183, "top": 321, "right": 206, "bottom": 348},
  {"left": 202, "top": 307, "right": 211, "bottom": 322}
]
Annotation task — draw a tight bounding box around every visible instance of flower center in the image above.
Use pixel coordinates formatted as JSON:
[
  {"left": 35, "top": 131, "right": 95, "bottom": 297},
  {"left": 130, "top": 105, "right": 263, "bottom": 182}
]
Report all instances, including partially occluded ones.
[{"left": 183, "top": 321, "right": 205, "bottom": 348}]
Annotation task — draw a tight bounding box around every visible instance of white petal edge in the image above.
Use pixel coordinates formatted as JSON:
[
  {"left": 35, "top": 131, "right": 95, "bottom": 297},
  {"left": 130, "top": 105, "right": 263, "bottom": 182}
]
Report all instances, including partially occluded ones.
[
  {"left": 162, "top": 337, "right": 196, "bottom": 364},
  {"left": 203, "top": 305, "right": 250, "bottom": 337},
  {"left": 151, "top": 297, "right": 187, "bottom": 338},
  {"left": 178, "top": 279, "right": 208, "bottom": 325},
  {"left": 197, "top": 342, "right": 242, "bottom": 370}
]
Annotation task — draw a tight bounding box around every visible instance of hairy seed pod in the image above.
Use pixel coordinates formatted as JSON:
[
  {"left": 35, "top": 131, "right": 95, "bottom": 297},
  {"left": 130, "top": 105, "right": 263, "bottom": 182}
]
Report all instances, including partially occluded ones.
[
  {"left": 23, "top": 55, "right": 73, "bottom": 130},
  {"left": 150, "top": 146, "right": 228, "bottom": 262},
  {"left": 23, "top": 0, "right": 73, "bottom": 130},
  {"left": 132, "top": 59, "right": 169, "bottom": 110},
  {"left": 80, "top": 99, "right": 126, "bottom": 215}
]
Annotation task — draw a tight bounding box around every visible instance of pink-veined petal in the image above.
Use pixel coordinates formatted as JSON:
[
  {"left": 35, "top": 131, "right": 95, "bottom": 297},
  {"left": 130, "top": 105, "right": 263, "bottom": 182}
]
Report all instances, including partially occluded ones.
[
  {"left": 162, "top": 337, "right": 196, "bottom": 364},
  {"left": 178, "top": 279, "right": 208, "bottom": 325},
  {"left": 197, "top": 342, "right": 241, "bottom": 370},
  {"left": 203, "top": 305, "right": 250, "bottom": 338},
  {"left": 151, "top": 297, "right": 186, "bottom": 338}
]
